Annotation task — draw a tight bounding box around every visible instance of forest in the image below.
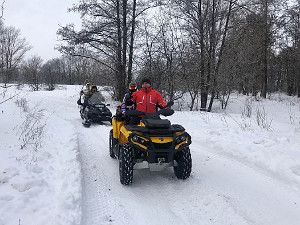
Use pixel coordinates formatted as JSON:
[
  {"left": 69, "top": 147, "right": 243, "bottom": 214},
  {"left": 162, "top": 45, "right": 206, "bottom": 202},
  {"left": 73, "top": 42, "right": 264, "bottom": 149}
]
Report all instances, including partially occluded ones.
[{"left": 1, "top": 0, "right": 300, "bottom": 111}]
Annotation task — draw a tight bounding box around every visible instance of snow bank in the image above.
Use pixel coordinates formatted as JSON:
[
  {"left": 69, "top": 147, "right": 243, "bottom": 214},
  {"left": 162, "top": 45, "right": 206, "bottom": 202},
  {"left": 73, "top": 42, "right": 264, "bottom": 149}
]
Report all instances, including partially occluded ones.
[
  {"left": 168, "top": 94, "right": 300, "bottom": 190},
  {"left": 0, "top": 85, "right": 81, "bottom": 225}
]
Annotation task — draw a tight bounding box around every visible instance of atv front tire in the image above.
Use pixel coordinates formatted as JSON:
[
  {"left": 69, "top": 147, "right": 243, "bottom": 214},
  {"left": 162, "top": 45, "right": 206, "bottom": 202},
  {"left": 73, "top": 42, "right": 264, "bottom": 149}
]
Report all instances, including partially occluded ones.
[
  {"left": 83, "top": 120, "right": 91, "bottom": 127},
  {"left": 174, "top": 147, "right": 192, "bottom": 180},
  {"left": 109, "top": 129, "right": 116, "bottom": 159},
  {"left": 119, "top": 144, "right": 134, "bottom": 185}
]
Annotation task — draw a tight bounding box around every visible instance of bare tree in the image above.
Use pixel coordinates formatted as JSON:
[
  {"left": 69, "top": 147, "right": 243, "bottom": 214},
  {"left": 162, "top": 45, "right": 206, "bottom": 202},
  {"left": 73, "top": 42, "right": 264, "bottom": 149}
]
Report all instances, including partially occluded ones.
[
  {"left": 173, "top": 0, "right": 235, "bottom": 111},
  {"left": 0, "top": 26, "right": 31, "bottom": 86},
  {"left": 0, "top": 0, "right": 5, "bottom": 20},
  {"left": 22, "top": 56, "right": 43, "bottom": 91}
]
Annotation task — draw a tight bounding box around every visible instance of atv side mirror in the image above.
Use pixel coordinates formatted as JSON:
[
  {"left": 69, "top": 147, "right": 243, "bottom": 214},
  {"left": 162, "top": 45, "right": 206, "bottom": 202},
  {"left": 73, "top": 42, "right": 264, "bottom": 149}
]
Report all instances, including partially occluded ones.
[
  {"left": 167, "top": 101, "right": 174, "bottom": 107},
  {"left": 106, "top": 104, "right": 110, "bottom": 106}
]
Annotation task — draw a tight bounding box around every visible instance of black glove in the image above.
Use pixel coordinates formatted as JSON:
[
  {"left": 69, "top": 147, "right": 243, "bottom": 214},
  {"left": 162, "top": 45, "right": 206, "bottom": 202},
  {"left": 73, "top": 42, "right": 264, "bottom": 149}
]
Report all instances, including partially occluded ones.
[{"left": 166, "top": 101, "right": 174, "bottom": 108}]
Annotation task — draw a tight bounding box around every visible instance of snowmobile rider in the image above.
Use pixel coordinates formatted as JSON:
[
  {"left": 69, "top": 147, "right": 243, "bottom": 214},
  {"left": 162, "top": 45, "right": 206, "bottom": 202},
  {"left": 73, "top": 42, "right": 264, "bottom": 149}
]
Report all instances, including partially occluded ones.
[
  {"left": 82, "top": 85, "right": 98, "bottom": 111},
  {"left": 121, "top": 82, "right": 138, "bottom": 114},
  {"left": 90, "top": 85, "right": 98, "bottom": 94},
  {"left": 83, "top": 80, "right": 92, "bottom": 95},
  {"left": 131, "top": 77, "right": 167, "bottom": 114}
]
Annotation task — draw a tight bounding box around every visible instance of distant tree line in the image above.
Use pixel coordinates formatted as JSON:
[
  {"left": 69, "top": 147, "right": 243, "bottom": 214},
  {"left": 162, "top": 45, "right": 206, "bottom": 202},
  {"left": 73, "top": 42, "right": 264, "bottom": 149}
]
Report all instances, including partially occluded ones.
[
  {"left": 18, "top": 55, "right": 115, "bottom": 91},
  {"left": 1, "top": 0, "right": 300, "bottom": 111},
  {"left": 0, "top": 9, "right": 114, "bottom": 91}
]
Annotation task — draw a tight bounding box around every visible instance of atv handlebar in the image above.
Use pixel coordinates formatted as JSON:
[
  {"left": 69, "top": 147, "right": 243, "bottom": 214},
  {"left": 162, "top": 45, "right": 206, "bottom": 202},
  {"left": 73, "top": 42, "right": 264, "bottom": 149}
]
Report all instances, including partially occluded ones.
[{"left": 125, "top": 106, "right": 174, "bottom": 119}]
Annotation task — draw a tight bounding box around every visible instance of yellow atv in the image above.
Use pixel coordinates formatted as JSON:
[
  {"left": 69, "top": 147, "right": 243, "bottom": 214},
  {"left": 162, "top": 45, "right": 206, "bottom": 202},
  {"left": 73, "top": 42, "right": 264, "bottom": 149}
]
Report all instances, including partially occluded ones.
[{"left": 109, "top": 106, "right": 192, "bottom": 185}]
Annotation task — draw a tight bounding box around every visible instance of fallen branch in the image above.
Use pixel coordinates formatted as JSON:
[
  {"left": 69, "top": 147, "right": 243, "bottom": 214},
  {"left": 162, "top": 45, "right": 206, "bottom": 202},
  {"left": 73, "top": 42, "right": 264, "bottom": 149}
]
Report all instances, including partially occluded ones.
[{"left": 0, "top": 93, "right": 20, "bottom": 105}]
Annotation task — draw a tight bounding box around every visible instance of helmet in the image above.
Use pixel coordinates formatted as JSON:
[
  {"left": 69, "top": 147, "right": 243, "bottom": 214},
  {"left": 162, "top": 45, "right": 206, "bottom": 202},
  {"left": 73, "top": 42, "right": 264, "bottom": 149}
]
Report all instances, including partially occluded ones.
[
  {"left": 91, "top": 85, "right": 98, "bottom": 93},
  {"left": 129, "top": 82, "right": 137, "bottom": 91},
  {"left": 141, "top": 77, "right": 151, "bottom": 86}
]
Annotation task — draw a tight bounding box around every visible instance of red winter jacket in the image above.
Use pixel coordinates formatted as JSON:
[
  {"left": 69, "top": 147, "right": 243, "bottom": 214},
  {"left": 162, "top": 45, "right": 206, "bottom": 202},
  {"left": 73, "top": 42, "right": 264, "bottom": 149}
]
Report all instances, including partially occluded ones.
[{"left": 131, "top": 87, "right": 167, "bottom": 113}]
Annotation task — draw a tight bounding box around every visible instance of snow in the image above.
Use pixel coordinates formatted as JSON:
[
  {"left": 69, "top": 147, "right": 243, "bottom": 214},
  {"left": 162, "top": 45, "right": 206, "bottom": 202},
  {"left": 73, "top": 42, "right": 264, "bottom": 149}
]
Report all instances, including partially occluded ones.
[
  {"left": 0, "top": 85, "right": 82, "bottom": 225},
  {"left": 1, "top": 85, "right": 300, "bottom": 225}
]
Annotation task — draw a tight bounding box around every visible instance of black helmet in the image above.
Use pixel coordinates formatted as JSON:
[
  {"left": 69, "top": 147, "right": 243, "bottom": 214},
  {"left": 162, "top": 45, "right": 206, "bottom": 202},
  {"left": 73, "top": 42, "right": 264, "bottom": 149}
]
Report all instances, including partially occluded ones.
[
  {"left": 129, "top": 82, "right": 137, "bottom": 91},
  {"left": 141, "top": 77, "right": 151, "bottom": 85},
  {"left": 91, "top": 85, "right": 98, "bottom": 92}
]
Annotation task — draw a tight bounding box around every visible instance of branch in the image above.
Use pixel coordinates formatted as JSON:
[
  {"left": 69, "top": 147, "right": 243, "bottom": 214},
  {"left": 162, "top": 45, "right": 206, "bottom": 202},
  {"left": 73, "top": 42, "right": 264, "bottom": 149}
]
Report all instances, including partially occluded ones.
[
  {"left": 0, "top": 84, "right": 19, "bottom": 88},
  {"left": 0, "top": 93, "right": 19, "bottom": 105},
  {"left": 224, "top": 0, "right": 256, "bottom": 14},
  {"left": 0, "top": 0, "right": 5, "bottom": 19},
  {"left": 70, "top": 53, "right": 116, "bottom": 72}
]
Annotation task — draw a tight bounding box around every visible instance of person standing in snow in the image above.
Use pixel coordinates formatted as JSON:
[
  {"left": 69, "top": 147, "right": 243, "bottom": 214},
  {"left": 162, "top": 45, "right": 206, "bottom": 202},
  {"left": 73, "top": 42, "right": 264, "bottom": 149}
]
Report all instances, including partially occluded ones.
[{"left": 131, "top": 77, "right": 167, "bottom": 114}]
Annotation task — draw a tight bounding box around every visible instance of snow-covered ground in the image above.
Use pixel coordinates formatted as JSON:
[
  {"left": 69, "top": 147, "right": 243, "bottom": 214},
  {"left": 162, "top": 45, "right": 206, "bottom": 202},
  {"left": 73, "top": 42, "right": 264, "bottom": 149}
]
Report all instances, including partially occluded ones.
[{"left": 1, "top": 85, "right": 300, "bottom": 225}]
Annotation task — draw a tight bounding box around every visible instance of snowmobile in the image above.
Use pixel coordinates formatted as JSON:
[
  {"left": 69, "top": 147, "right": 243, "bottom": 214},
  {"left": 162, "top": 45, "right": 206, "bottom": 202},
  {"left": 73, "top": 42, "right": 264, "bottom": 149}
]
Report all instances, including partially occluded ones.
[
  {"left": 79, "top": 92, "right": 112, "bottom": 127},
  {"left": 109, "top": 103, "right": 192, "bottom": 185}
]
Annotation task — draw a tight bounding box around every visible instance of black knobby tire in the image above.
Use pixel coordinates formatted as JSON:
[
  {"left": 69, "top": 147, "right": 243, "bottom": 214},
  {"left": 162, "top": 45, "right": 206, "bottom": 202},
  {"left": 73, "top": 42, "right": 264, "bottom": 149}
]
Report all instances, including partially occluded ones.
[
  {"left": 80, "top": 111, "right": 84, "bottom": 120},
  {"left": 119, "top": 144, "right": 134, "bottom": 185},
  {"left": 109, "top": 129, "right": 116, "bottom": 159},
  {"left": 83, "top": 120, "right": 91, "bottom": 127},
  {"left": 174, "top": 147, "right": 192, "bottom": 180}
]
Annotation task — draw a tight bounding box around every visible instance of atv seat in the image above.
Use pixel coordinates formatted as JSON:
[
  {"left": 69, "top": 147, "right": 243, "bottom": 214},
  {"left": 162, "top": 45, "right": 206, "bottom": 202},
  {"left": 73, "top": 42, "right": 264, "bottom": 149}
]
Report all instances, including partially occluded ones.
[{"left": 142, "top": 119, "right": 171, "bottom": 129}]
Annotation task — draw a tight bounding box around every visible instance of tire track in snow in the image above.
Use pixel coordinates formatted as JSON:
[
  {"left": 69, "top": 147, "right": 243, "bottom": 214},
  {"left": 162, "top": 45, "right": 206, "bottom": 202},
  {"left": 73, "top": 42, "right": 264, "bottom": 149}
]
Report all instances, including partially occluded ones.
[
  {"left": 191, "top": 146, "right": 300, "bottom": 225},
  {"left": 193, "top": 138, "right": 300, "bottom": 191},
  {"left": 75, "top": 121, "right": 250, "bottom": 225},
  {"left": 76, "top": 123, "right": 189, "bottom": 225},
  {"left": 76, "top": 123, "right": 133, "bottom": 225}
]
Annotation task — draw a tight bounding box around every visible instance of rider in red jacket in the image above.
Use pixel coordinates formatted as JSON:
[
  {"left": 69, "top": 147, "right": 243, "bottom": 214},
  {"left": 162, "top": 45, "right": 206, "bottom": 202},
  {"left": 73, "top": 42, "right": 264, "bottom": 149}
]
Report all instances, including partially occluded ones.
[{"left": 131, "top": 78, "right": 167, "bottom": 113}]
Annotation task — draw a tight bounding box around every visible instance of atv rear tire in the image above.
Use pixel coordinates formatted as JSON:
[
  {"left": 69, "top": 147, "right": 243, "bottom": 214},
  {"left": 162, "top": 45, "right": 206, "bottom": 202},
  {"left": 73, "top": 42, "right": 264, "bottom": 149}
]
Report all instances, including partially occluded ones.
[
  {"left": 174, "top": 147, "right": 192, "bottom": 180},
  {"left": 119, "top": 144, "right": 134, "bottom": 185},
  {"left": 109, "top": 129, "right": 116, "bottom": 159}
]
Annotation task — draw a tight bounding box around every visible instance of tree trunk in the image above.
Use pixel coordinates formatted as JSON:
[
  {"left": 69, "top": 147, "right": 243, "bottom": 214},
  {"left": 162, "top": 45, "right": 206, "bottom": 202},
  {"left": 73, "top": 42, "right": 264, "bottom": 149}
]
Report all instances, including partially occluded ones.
[
  {"left": 116, "top": 0, "right": 124, "bottom": 100},
  {"left": 261, "top": 0, "right": 269, "bottom": 98},
  {"left": 122, "top": 0, "right": 128, "bottom": 82},
  {"left": 198, "top": 0, "right": 207, "bottom": 111},
  {"left": 127, "top": 0, "right": 136, "bottom": 85},
  {"left": 189, "top": 92, "right": 198, "bottom": 111},
  {"left": 208, "top": 0, "right": 233, "bottom": 112},
  {"left": 207, "top": 0, "right": 216, "bottom": 112},
  {"left": 297, "top": 73, "right": 300, "bottom": 97}
]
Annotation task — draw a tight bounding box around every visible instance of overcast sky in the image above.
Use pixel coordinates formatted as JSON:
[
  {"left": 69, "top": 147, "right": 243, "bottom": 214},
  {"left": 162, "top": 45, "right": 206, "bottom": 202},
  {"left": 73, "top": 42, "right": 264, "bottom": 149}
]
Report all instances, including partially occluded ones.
[{"left": 4, "top": 0, "right": 81, "bottom": 60}]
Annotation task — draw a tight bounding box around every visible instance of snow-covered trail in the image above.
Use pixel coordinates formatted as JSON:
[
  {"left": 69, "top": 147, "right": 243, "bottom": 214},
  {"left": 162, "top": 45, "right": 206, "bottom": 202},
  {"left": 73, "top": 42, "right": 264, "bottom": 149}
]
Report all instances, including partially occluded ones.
[
  {"left": 36, "top": 88, "right": 300, "bottom": 225},
  {"left": 76, "top": 124, "right": 300, "bottom": 225}
]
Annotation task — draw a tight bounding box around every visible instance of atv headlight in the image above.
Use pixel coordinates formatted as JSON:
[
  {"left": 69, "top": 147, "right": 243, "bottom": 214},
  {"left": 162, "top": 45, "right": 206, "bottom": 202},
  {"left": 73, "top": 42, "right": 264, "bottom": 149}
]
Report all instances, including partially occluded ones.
[
  {"left": 131, "top": 135, "right": 149, "bottom": 146},
  {"left": 175, "top": 134, "right": 187, "bottom": 145}
]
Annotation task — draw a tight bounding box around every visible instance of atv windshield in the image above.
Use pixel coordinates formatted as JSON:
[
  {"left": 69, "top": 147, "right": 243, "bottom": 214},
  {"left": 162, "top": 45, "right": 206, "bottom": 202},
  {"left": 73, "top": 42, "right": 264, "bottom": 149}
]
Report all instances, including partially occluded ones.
[{"left": 88, "top": 92, "right": 106, "bottom": 105}]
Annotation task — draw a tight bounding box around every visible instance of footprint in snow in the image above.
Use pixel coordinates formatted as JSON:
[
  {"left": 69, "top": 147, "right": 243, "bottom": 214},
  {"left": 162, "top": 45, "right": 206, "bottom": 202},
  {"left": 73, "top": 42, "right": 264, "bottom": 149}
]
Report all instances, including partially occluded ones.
[
  {"left": 253, "top": 139, "right": 266, "bottom": 145},
  {"left": 291, "top": 166, "right": 300, "bottom": 177},
  {"left": 11, "top": 179, "right": 46, "bottom": 192},
  {"left": 0, "top": 195, "right": 14, "bottom": 201},
  {"left": 0, "top": 167, "right": 19, "bottom": 184},
  {"left": 11, "top": 182, "right": 32, "bottom": 192},
  {"left": 104, "top": 215, "right": 114, "bottom": 223},
  {"left": 26, "top": 165, "right": 43, "bottom": 174}
]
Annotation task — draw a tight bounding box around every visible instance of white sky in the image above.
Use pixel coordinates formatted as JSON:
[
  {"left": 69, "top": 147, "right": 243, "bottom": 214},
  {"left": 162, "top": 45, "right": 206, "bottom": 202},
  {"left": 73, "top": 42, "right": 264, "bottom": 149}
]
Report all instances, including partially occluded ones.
[{"left": 3, "top": 0, "right": 81, "bottom": 61}]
